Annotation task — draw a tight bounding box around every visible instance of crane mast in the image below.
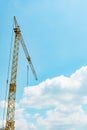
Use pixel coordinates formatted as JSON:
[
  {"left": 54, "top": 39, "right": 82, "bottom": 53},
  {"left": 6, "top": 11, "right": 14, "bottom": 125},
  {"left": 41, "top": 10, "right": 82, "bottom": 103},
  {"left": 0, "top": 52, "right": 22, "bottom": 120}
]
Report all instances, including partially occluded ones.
[{"left": 5, "top": 16, "right": 37, "bottom": 130}]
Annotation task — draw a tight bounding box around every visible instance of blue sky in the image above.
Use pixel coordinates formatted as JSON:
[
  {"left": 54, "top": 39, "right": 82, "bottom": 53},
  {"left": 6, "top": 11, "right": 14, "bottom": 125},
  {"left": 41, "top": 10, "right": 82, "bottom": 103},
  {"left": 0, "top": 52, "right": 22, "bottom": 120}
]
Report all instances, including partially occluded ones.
[{"left": 0, "top": 0, "right": 87, "bottom": 130}]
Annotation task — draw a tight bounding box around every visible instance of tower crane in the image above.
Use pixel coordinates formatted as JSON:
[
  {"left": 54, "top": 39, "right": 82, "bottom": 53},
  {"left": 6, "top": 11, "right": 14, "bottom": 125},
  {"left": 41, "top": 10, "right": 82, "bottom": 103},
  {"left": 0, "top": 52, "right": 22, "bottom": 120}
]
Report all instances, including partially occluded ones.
[{"left": 5, "top": 16, "right": 37, "bottom": 130}]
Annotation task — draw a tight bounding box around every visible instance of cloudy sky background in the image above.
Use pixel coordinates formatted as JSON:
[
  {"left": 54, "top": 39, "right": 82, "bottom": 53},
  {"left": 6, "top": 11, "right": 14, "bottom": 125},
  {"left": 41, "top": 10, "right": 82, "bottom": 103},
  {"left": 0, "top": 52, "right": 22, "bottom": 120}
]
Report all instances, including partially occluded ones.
[{"left": 1, "top": 0, "right": 87, "bottom": 130}]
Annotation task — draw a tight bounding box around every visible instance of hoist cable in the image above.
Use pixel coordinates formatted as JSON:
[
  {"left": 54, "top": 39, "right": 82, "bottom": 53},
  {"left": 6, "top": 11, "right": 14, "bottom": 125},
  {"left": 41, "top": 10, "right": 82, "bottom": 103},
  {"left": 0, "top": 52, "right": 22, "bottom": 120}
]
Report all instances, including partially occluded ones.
[{"left": 27, "top": 65, "right": 29, "bottom": 86}]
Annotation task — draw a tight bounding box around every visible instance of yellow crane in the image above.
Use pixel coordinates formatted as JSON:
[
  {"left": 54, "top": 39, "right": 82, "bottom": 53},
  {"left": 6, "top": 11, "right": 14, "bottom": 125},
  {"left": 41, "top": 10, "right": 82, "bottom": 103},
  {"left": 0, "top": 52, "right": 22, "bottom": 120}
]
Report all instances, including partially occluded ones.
[{"left": 5, "top": 16, "right": 37, "bottom": 130}]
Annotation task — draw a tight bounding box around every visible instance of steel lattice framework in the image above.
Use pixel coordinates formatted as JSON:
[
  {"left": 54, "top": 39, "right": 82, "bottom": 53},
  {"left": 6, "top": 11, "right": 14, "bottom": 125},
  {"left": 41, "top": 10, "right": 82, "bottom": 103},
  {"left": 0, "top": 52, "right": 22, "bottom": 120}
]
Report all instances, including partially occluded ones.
[{"left": 5, "top": 16, "right": 37, "bottom": 130}]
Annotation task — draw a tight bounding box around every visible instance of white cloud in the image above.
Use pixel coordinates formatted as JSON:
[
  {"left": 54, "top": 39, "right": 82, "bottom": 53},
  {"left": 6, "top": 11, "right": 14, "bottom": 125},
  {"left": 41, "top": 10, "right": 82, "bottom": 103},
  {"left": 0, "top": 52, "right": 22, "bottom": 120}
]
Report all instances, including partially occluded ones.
[
  {"left": 82, "top": 96, "right": 87, "bottom": 104},
  {"left": 16, "top": 118, "right": 36, "bottom": 130},
  {"left": 71, "top": 66, "right": 87, "bottom": 86},
  {"left": 20, "top": 66, "right": 87, "bottom": 109},
  {"left": 1, "top": 66, "right": 87, "bottom": 130},
  {"left": 15, "top": 107, "right": 36, "bottom": 130},
  {"left": 19, "top": 66, "right": 87, "bottom": 130},
  {"left": 37, "top": 104, "right": 87, "bottom": 130},
  {"left": 0, "top": 100, "right": 7, "bottom": 108}
]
